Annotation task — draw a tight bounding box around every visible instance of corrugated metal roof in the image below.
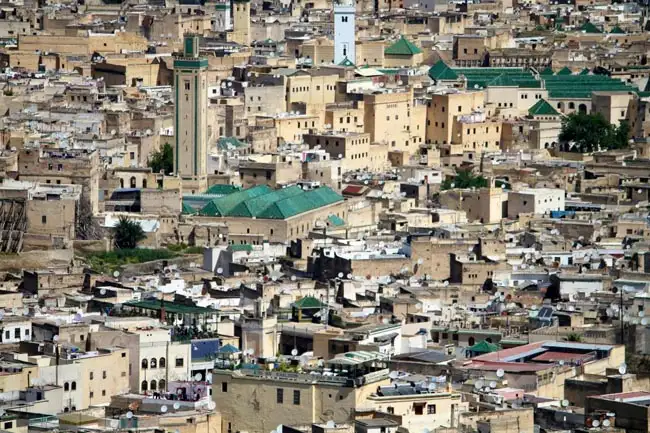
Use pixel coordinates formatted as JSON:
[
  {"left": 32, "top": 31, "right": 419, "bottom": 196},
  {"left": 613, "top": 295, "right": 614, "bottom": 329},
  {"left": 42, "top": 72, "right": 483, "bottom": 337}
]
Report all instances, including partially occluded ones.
[{"left": 200, "top": 185, "right": 272, "bottom": 216}]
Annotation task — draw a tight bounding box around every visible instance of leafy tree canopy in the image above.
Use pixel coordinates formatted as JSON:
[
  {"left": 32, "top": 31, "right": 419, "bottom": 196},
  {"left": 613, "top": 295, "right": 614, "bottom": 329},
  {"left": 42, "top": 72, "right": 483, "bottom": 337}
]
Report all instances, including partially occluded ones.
[
  {"left": 113, "top": 216, "right": 146, "bottom": 249},
  {"left": 441, "top": 171, "right": 489, "bottom": 190},
  {"left": 559, "top": 112, "right": 630, "bottom": 153},
  {"left": 148, "top": 143, "right": 174, "bottom": 175}
]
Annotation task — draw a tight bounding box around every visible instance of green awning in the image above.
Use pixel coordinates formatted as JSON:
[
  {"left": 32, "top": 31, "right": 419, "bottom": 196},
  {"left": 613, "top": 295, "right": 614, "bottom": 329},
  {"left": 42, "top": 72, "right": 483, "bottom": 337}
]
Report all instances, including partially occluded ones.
[
  {"left": 467, "top": 340, "right": 500, "bottom": 354},
  {"left": 327, "top": 214, "right": 345, "bottom": 227}
]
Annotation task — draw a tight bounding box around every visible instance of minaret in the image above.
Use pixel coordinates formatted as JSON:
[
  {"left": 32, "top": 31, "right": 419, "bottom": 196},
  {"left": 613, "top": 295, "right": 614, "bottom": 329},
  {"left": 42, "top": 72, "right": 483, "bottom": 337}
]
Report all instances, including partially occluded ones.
[
  {"left": 213, "top": 0, "right": 231, "bottom": 32},
  {"left": 231, "top": 0, "right": 251, "bottom": 46},
  {"left": 174, "top": 35, "right": 208, "bottom": 194},
  {"left": 334, "top": 0, "right": 356, "bottom": 65}
]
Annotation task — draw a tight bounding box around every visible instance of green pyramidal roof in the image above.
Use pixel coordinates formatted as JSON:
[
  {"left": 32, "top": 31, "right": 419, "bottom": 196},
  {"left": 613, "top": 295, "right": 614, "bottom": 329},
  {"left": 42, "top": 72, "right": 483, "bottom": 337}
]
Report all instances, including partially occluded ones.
[
  {"left": 385, "top": 36, "right": 422, "bottom": 56},
  {"left": 609, "top": 25, "right": 626, "bottom": 34},
  {"left": 540, "top": 66, "right": 554, "bottom": 76},
  {"left": 338, "top": 57, "right": 355, "bottom": 67},
  {"left": 294, "top": 296, "right": 324, "bottom": 309},
  {"left": 556, "top": 66, "right": 573, "bottom": 76},
  {"left": 528, "top": 99, "right": 560, "bottom": 117},
  {"left": 579, "top": 68, "right": 590, "bottom": 76},
  {"left": 428, "top": 60, "right": 459, "bottom": 80},
  {"left": 468, "top": 340, "right": 500, "bottom": 354},
  {"left": 580, "top": 21, "right": 602, "bottom": 34}
]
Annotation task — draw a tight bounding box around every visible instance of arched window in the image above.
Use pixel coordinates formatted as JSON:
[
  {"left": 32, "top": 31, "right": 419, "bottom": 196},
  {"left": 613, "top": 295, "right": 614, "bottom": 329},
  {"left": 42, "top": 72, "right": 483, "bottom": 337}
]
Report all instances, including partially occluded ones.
[
  {"left": 71, "top": 381, "right": 76, "bottom": 390},
  {"left": 486, "top": 337, "right": 493, "bottom": 343},
  {"left": 141, "top": 359, "right": 148, "bottom": 369},
  {"left": 150, "top": 358, "right": 157, "bottom": 368},
  {"left": 150, "top": 380, "right": 157, "bottom": 391},
  {"left": 141, "top": 380, "right": 148, "bottom": 392},
  {"left": 120, "top": 178, "right": 124, "bottom": 188},
  {"left": 142, "top": 179, "right": 147, "bottom": 188},
  {"left": 578, "top": 103, "right": 587, "bottom": 114},
  {"left": 159, "top": 357, "right": 166, "bottom": 368},
  {"left": 130, "top": 177, "right": 137, "bottom": 188},
  {"left": 468, "top": 337, "right": 475, "bottom": 346},
  {"left": 64, "top": 407, "right": 69, "bottom": 413},
  {"left": 568, "top": 102, "right": 575, "bottom": 110},
  {"left": 64, "top": 382, "right": 69, "bottom": 391},
  {"left": 159, "top": 379, "right": 166, "bottom": 391}
]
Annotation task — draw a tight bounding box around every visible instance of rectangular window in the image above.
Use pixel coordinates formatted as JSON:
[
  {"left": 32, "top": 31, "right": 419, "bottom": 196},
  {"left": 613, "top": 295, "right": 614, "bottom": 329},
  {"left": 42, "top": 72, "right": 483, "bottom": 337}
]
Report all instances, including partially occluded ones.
[
  {"left": 184, "top": 80, "right": 190, "bottom": 90},
  {"left": 293, "top": 390, "right": 301, "bottom": 405},
  {"left": 90, "top": 391, "right": 94, "bottom": 398},
  {"left": 222, "top": 382, "right": 228, "bottom": 392},
  {"left": 175, "top": 358, "right": 184, "bottom": 367},
  {"left": 14, "top": 328, "right": 19, "bottom": 338},
  {"left": 428, "top": 404, "right": 436, "bottom": 414},
  {"left": 90, "top": 372, "right": 94, "bottom": 380},
  {"left": 414, "top": 404, "right": 424, "bottom": 415},
  {"left": 103, "top": 371, "right": 107, "bottom": 379},
  {"left": 277, "top": 388, "right": 284, "bottom": 403},
  {"left": 41, "top": 215, "right": 47, "bottom": 224}
]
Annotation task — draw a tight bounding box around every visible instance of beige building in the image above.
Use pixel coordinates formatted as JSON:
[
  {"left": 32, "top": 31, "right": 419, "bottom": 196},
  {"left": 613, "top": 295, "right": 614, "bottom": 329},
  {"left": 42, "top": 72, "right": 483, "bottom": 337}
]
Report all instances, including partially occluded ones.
[
  {"left": 365, "top": 387, "right": 468, "bottom": 431},
  {"left": 591, "top": 91, "right": 633, "bottom": 127},
  {"left": 303, "top": 131, "right": 388, "bottom": 172},
  {"left": 212, "top": 352, "right": 390, "bottom": 432},
  {"left": 363, "top": 90, "right": 417, "bottom": 155},
  {"left": 256, "top": 113, "right": 322, "bottom": 144},
  {"left": 230, "top": 0, "right": 251, "bottom": 45},
  {"left": 238, "top": 155, "right": 303, "bottom": 188},
  {"left": 325, "top": 102, "right": 365, "bottom": 133},
  {"left": 439, "top": 187, "right": 508, "bottom": 224},
  {"left": 426, "top": 90, "right": 486, "bottom": 146}
]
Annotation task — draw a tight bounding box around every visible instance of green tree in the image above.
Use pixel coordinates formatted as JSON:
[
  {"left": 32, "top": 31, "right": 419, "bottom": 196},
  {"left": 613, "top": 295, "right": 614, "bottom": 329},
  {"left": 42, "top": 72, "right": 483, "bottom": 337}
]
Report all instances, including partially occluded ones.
[
  {"left": 441, "top": 171, "right": 489, "bottom": 190},
  {"left": 559, "top": 112, "right": 630, "bottom": 153},
  {"left": 113, "top": 216, "right": 146, "bottom": 249},
  {"left": 566, "top": 333, "right": 582, "bottom": 342},
  {"left": 148, "top": 143, "right": 174, "bottom": 175}
]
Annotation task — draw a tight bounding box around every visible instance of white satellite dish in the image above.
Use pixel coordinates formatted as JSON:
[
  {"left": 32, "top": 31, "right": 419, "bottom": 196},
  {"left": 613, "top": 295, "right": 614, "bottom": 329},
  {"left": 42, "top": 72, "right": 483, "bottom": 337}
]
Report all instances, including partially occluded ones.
[
  {"left": 592, "top": 420, "right": 600, "bottom": 428},
  {"left": 618, "top": 363, "right": 627, "bottom": 375},
  {"left": 337, "top": 272, "right": 344, "bottom": 278},
  {"left": 561, "top": 399, "right": 569, "bottom": 407},
  {"left": 291, "top": 349, "right": 298, "bottom": 356},
  {"left": 389, "top": 371, "right": 399, "bottom": 379},
  {"left": 496, "top": 369, "right": 505, "bottom": 378},
  {"left": 160, "top": 405, "right": 168, "bottom": 413},
  {"left": 474, "top": 380, "right": 484, "bottom": 389},
  {"left": 291, "top": 275, "right": 297, "bottom": 281},
  {"left": 126, "top": 411, "right": 134, "bottom": 419},
  {"left": 100, "top": 288, "right": 107, "bottom": 295},
  {"left": 489, "top": 381, "right": 497, "bottom": 388},
  {"left": 217, "top": 267, "right": 223, "bottom": 274},
  {"left": 639, "top": 311, "right": 645, "bottom": 318},
  {"left": 173, "top": 402, "right": 181, "bottom": 410},
  {"left": 194, "top": 373, "right": 202, "bottom": 381},
  {"left": 428, "top": 383, "right": 437, "bottom": 392},
  {"left": 642, "top": 318, "right": 649, "bottom": 326},
  {"left": 602, "top": 419, "right": 611, "bottom": 427},
  {"left": 113, "top": 270, "right": 120, "bottom": 278},
  {"left": 208, "top": 401, "right": 216, "bottom": 410},
  {"left": 346, "top": 273, "right": 352, "bottom": 279}
]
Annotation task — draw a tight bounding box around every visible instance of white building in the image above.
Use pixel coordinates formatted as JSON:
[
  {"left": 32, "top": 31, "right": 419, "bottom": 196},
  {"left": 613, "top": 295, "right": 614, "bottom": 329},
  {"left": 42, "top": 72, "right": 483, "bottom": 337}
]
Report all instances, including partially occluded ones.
[
  {"left": 212, "top": 0, "right": 231, "bottom": 32},
  {"left": 334, "top": 0, "right": 355, "bottom": 64},
  {"left": 507, "top": 188, "right": 565, "bottom": 218}
]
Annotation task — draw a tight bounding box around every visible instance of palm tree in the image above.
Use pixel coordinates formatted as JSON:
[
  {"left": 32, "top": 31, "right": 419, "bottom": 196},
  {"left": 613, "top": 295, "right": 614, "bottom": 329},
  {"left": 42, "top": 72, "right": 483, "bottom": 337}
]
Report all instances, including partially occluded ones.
[{"left": 113, "top": 216, "right": 146, "bottom": 249}]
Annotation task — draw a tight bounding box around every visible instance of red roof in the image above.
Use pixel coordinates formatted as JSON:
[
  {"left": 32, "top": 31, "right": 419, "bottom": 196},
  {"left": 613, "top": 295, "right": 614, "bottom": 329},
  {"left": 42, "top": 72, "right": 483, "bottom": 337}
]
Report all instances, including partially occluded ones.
[
  {"left": 462, "top": 360, "right": 551, "bottom": 373},
  {"left": 531, "top": 351, "right": 592, "bottom": 363},
  {"left": 342, "top": 185, "right": 366, "bottom": 196},
  {"left": 599, "top": 391, "right": 650, "bottom": 401},
  {"left": 472, "top": 341, "right": 546, "bottom": 362}
]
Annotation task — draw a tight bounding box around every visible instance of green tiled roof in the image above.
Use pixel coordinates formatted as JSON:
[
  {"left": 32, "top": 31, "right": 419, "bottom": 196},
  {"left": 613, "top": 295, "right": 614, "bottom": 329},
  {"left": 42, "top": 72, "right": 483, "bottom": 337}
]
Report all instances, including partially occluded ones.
[
  {"left": 182, "top": 202, "right": 197, "bottom": 215},
  {"left": 200, "top": 185, "right": 272, "bottom": 216},
  {"left": 294, "top": 296, "right": 324, "bottom": 309},
  {"left": 528, "top": 99, "right": 560, "bottom": 116},
  {"left": 428, "top": 60, "right": 459, "bottom": 81},
  {"left": 205, "top": 184, "right": 241, "bottom": 195},
  {"left": 609, "top": 25, "right": 626, "bottom": 34},
  {"left": 217, "top": 136, "right": 245, "bottom": 150},
  {"left": 228, "top": 185, "right": 304, "bottom": 218},
  {"left": 540, "top": 66, "right": 554, "bottom": 76},
  {"left": 580, "top": 21, "right": 602, "bottom": 34},
  {"left": 385, "top": 36, "right": 422, "bottom": 56},
  {"left": 543, "top": 75, "right": 638, "bottom": 98},
  {"left": 556, "top": 66, "right": 573, "bottom": 76},
  {"left": 258, "top": 187, "right": 344, "bottom": 219},
  {"left": 124, "top": 300, "right": 214, "bottom": 314},
  {"left": 468, "top": 340, "right": 500, "bottom": 354},
  {"left": 230, "top": 244, "right": 253, "bottom": 252},
  {"left": 338, "top": 57, "right": 355, "bottom": 67},
  {"left": 579, "top": 68, "right": 590, "bottom": 76},
  {"left": 327, "top": 214, "right": 345, "bottom": 226},
  {"left": 488, "top": 73, "right": 517, "bottom": 87},
  {"left": 199, "top": 185, "right": 344, "bottom": 220}
]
